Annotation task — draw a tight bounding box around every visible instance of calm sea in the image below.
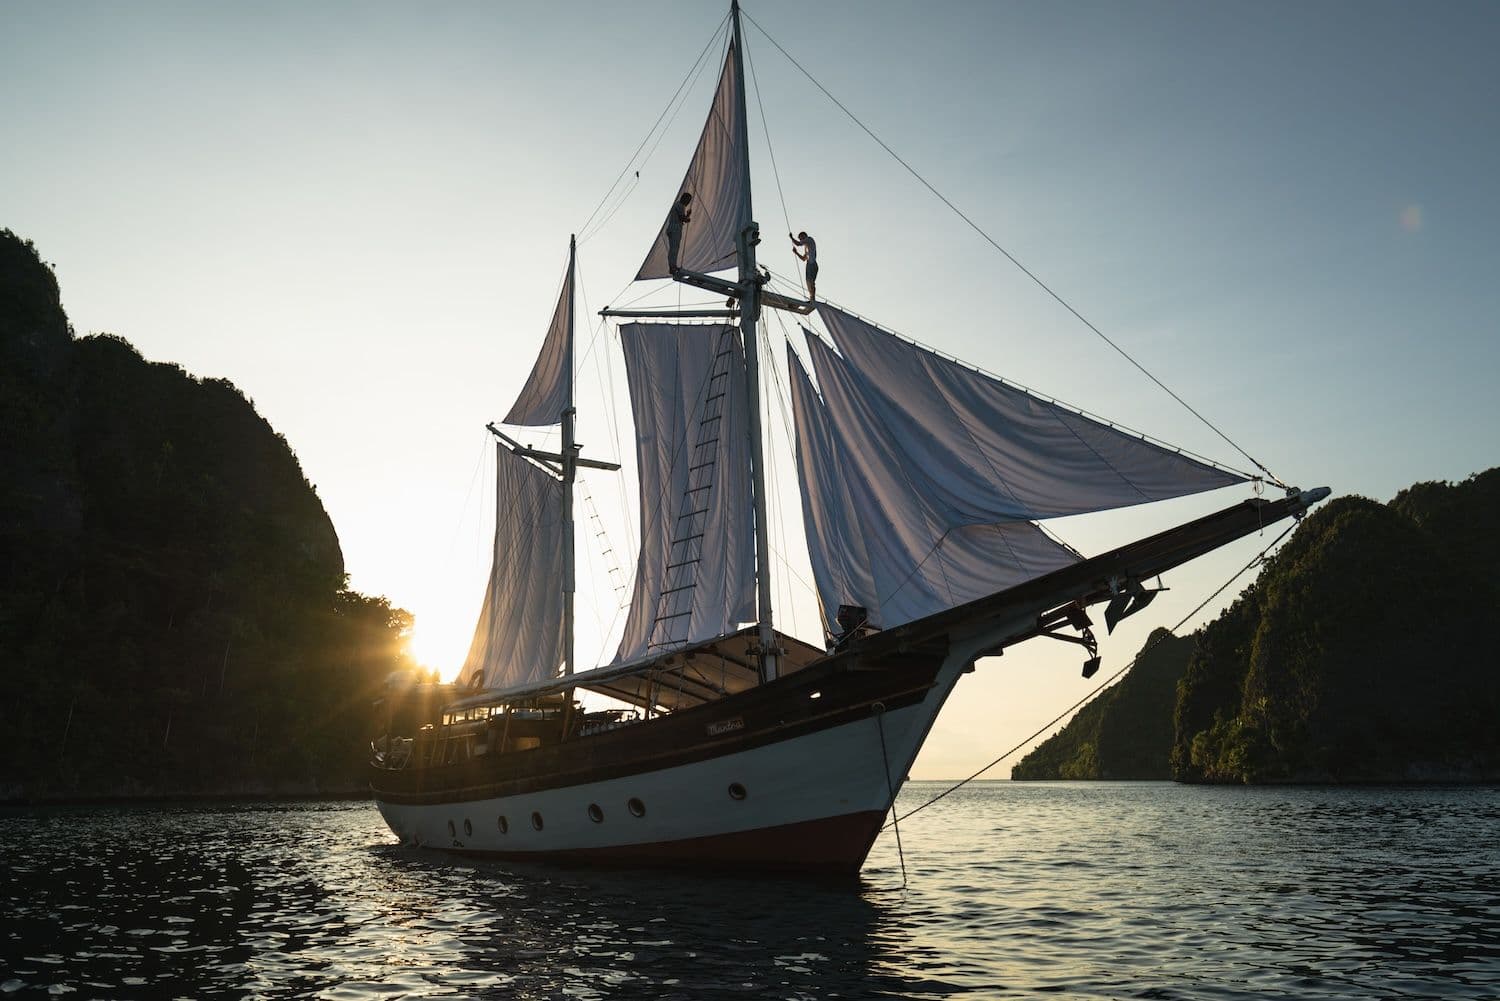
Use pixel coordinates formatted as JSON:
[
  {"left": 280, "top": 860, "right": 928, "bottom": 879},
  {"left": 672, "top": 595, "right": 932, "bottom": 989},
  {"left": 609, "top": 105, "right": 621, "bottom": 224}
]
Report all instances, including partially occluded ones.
[{"left": 1, "top": 782, "right": 1495, "bottom": 999}]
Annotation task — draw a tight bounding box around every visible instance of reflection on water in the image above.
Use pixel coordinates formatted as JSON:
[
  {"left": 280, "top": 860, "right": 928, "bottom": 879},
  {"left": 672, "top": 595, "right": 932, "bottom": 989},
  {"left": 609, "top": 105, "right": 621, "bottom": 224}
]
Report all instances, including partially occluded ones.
[{"left": 1, "top": 784, "right": 1496, "bottom": 998}]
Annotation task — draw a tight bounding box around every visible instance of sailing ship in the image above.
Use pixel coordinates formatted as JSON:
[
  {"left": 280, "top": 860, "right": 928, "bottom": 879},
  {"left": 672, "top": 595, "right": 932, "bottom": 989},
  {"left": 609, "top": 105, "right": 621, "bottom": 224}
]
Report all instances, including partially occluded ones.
[{"left": 369, "top": 2, "right": 1327, "bottom": 877}]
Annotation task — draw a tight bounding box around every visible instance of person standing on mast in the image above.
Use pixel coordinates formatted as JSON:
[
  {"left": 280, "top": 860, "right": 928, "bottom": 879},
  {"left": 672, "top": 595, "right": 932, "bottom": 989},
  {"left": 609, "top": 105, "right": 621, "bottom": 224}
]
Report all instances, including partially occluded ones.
[
  {"left": 666, "top": 191, "right": 693, "bottom": 275},
  {"left": 790, "top": 230, "right": 817, "bottom": 300}
]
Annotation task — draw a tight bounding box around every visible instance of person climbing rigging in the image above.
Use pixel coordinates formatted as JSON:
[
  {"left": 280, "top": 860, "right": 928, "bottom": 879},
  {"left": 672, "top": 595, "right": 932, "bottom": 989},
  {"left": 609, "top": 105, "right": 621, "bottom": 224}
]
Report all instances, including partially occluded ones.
[
  {"left": 666, "top": 191, "right": 693, "bottom": 274},
  {"left": 790, "top": 230, "right": 817, "bottom": 300}
]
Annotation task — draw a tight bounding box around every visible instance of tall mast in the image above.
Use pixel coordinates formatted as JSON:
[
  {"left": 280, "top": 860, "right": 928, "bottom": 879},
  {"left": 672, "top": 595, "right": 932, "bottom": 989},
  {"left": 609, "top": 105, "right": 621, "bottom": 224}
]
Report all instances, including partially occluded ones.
[
  {"left": 562, "top": 233, "right": 577, "bottom": 677},
  {"left": 730, "top": 0, "right": 780, "bottom": 683}
]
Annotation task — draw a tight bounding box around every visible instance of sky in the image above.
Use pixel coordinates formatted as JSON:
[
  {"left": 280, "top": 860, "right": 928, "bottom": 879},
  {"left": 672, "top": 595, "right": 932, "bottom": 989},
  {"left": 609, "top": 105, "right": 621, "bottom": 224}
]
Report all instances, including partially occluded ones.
[{"left": 4, "top": 0, "right": 1498, "bottom": 779}]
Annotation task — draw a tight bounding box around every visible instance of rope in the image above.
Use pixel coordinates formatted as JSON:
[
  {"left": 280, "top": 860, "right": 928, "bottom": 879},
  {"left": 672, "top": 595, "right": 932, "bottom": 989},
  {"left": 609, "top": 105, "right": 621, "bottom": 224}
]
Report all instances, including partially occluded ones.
[
  {"left": 771, "top": 269, "right": 1256, "bottom": 485},
  {"left": 576, "top": 13, "right": 730, "bottom": 244},
  {"left": 872, "top": 702, "right": 908, "bottom": 887},
  {"left": 742, "top": 10, "right": 1286, "bottom": 491},
  {"left": 743, "top": 28, "right": 798, "bottom": 276},
  {"left": 883, "top": 517, "right": 1297, "bottom": 830}
]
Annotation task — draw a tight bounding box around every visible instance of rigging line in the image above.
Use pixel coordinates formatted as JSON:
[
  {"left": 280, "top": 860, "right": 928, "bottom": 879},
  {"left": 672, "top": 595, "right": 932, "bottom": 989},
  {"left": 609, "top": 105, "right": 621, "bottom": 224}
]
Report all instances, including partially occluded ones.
[
  {"left": 770, "top": 267, "right": 1257, "bottom": 484},
  {"left": 742, "top": 24, "right": 797, "bottom": 274},
  {"left": 743, "top": 11, "right": 1285, "bottom": 490},
  {"left": 573, "top": 263, "right": 637, "bottom": 566},
  {"left": 580, "top": 172, "right": 642, "bottom": 247},
  {"left": 575, "top": 12, "right": 730, "bottom": 242},
  {"left": 574, "top": 258, "right": 624, "bottom": 467},
  {"left": 884, "top": 517, "right": 1299, "bottom": 830},
  {"left": 872, "top": 703, "right": 909, "bottom": 888},
  {"left": 445, "top": 430, "right": 494, "bottom": 563},
  {"left": 585, "top": 19, "right": 731, "bottom": 249},
  {"left": 759, "top": 323, "right": 798, "bottom": 637},
  {"left": 763, "top": 313, "right": 823, "bottom": 611}
]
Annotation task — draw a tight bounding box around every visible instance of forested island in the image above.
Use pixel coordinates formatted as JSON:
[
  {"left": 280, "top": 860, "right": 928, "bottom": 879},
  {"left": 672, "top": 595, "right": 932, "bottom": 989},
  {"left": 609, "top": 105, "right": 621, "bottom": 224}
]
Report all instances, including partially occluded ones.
[
  {"left": 1014, "top": 469, "right": 1500, "bottom": 783},
  {"left": 1, "top": 230, "right": 416, "bottom": 801}
]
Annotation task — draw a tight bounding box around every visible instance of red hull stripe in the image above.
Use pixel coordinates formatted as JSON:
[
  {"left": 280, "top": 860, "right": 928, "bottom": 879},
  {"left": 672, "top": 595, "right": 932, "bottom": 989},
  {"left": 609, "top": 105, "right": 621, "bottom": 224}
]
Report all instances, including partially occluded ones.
[{"left": 444, "top": 809, "right": 888, "bottom": 877}]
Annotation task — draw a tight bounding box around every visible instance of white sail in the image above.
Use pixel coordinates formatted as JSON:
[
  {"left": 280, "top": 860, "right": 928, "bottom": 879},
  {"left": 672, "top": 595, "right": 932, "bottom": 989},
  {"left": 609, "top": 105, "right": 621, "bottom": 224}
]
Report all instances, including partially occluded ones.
[
  {"left": 635, "top": 44, "right": 750, "bottom": 281},
  {"left": 789, "top": 342, "right": 1077, "bottom": 633},
  {"left": 614, "top": 322, "right": 756, "bottom": 662},
  {"left": 815, "top": 305, "right": 1246, "bottom": 519},
  {"left": 504, "top": 259, "right": 573, "bottom": 426},
  {"left": 459, "top": 444, "right": 565, "bottom": 689}
]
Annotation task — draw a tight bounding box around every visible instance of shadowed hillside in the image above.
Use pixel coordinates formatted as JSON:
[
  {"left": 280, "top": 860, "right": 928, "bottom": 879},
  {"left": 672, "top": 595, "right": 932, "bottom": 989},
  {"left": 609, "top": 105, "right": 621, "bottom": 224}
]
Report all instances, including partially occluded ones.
[
  {"left": 0, "top": 229, "right": 415, "bottom": 800},
  {"left": 1014, "top": 470, "right": 1500, "bottom": 784},
  {"left": 1011, "top": 629, "right": 1194, "bottom": 780},
  {"left": 1174, "top": 475, "right": 1500, "bottom": 783}
]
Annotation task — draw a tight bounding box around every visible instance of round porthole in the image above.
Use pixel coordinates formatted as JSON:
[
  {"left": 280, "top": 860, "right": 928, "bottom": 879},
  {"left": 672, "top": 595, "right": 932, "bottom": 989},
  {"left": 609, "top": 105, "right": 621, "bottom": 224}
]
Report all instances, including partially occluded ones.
[
  {"left": 447, "top": 820, "right": 456, "bottom": 838},
  {"left": 463, "top": 819, "right": 473, "bottom": 837},
  {"left": 588, "top": 803, "right": 604, "bottom": 823},
  {"left": 497, "top": 815, "right": 509, "bottom": 834},
  {"left": 627, "top": 797, "right": 646, "bottom": 818},
  {"left": 531, "top": 811, "right": 544, "bottom": 831},
  {"left": 728, "top": 782, "right": 748, "bottom": 800}
]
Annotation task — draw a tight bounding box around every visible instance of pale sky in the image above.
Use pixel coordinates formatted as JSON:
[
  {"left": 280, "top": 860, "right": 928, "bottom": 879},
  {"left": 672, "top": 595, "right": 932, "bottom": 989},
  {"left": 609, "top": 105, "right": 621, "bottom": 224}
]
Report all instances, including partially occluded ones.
[{"left": 4, "top": 1, "right": 1497, "bottom": 779}]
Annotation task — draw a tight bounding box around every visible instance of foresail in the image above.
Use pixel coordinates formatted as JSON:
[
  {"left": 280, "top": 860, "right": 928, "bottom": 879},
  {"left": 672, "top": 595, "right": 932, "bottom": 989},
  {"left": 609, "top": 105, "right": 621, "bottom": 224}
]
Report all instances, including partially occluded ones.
[
  {"left": 635, "top": 45, "right": 750, "bottom": 281},
  {"left": 614, "top": 322, "right": 756, "bottom": 662},
  {"left": 815, "top": 305, "right": 1245, "bottom": 519},
  {"left": 458, "top": 445, "right": 565, "bottom": 688},
  {"left": 504, "top": 259, "right": 573, "bottom": 426},
  {"left": 789, "top": 343, "right": 1077, "bottom": 633}
]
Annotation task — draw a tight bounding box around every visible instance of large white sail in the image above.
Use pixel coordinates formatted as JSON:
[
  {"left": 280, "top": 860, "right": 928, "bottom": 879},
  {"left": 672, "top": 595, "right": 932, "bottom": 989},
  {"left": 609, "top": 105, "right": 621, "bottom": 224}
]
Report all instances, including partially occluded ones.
[
  {"left": 614, "top": 322, "right": 755, "bottom": 662},
  {"left": 815, "top": 305, "right": 1245, "bottom": 519},
  {"left": 789, "top": 342, "right": 1078, "bottom": 633},
  {"left": 504, "top": 259, "right": 573, "bottom": 426},
  {"left": 458, "top": 445, "right": 565, "bottom": 689},
  {"left": 635, "top": 44, "right": 750, "bottom": 281},
  {"left": 790, "top": 308, "right": 1249, "bottom": 633}
]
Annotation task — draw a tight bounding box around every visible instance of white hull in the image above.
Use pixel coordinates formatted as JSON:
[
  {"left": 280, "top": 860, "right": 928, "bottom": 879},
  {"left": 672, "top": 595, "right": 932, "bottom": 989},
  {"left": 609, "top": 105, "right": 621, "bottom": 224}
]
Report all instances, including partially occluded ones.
[{"left": 375, "top": 647, "right": 975, "bottom": 869}]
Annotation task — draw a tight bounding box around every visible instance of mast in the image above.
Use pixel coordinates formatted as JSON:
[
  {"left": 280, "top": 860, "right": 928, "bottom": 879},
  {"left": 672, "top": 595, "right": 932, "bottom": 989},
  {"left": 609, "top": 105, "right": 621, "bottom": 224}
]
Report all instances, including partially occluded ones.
[
  {"left": 562, "top": 233, "right": 577, "bottom": 677},
  {"left": 730, "top": 0, "right": 779, "bottom": 683}
]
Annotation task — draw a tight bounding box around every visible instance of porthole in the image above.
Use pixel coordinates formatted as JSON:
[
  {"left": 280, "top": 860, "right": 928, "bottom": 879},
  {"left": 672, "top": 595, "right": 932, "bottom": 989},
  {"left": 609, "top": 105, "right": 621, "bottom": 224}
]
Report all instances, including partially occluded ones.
[
  {"left": 728, "top": 782, "right": 748, "bottom": 801},
  {"left": 627, "top": 797, "right": 646, "bottom": 818},
  {"left": 588, "top": 803, "right": 605, "bottom": 823},
  {"left": 497, "top": 815, "right": 509, "bottom": 834},
  {"left": 531, "top": 811, "right": 545, "bottom": 831},
  {"left": 463, "top": 819, "right": 473, "bottom": 837},
  {"left": 447, "top": 820, "right": 456, "bottom": 838}
]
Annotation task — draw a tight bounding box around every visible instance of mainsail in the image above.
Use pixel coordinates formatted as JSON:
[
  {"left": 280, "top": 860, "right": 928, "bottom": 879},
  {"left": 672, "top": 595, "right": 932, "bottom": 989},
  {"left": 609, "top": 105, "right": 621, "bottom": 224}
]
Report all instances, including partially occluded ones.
[
  {"left": 614, "top": 322, "right": 756, "bottom": 662},
  {"left": 636, "top": 44, "right": 751, "bottom": 281},
  {"left": 790, "top": 306, "right": 1247, "bottom": 633},
  {"left": 459, "top": 444, "right": 566, "bottom": 688}
]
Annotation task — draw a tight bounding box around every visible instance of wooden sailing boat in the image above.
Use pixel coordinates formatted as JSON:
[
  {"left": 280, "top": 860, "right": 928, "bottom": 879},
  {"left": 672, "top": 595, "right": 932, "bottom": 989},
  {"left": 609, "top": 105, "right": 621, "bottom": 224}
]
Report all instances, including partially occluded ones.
[{"left": 368, "top": 2, "right": 1327, "bottom": 877}]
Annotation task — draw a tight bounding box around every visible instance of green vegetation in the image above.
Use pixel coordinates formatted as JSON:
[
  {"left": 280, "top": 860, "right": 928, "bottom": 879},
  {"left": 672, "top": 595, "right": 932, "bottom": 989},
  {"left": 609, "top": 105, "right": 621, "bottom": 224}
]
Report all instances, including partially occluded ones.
[
  {"left": 1174, "top": 474, "right": 1500, "bottom": 783},
  {"left": 1011, "top": 629, "right": 1194, "bottom": 780},
  {"left": 0, "top": 230, "right": 416, "bottom": 800},
  {"left": 1014, "top": 470, "right": 1500, "bottom": 783}
]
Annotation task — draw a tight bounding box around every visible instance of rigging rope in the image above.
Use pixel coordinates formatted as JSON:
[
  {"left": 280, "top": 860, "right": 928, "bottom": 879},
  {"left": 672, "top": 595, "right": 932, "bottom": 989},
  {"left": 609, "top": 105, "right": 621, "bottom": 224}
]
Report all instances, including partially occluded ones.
[
  {"left": 768, "top": 267, "right": 1255, "bottom": 485},
  {"left": 873, "top": 702, "right": 909, "bottom": 888},
  {"left": 883, "top": 517, "right": 1297, "bottom": 831},
  {"left": 576, "top": 14, "right": 730, "bottom": 244},
  {"left": 742, "top": 10, "right": 1287, "bottom": 491},
  {"left": 743, "top": 28, "right": 798, "bottom": 277}
]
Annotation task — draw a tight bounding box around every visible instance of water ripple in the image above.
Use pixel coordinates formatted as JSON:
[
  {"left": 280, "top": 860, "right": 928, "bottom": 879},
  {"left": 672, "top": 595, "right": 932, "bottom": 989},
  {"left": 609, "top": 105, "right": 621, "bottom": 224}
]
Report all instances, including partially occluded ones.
[{"left": 1, "top": 786, "right": 1497, "bottom": 997}]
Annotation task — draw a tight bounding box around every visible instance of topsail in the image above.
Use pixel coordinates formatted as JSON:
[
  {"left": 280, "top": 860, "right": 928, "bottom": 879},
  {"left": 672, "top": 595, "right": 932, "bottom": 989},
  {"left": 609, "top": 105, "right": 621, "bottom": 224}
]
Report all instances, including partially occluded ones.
[
  {"left": 504, "top": 257, "right": 574, "bottom": 426},
  {"left": 636, "top": 44, "right": 751, "bottom": 281}
]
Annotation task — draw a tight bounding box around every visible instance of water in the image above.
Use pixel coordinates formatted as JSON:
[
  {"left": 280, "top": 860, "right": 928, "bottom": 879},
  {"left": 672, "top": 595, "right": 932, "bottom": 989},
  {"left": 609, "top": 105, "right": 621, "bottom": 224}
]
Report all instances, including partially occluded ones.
[{"left": 1, "top": 782, "right": 1496, "bottom": 999}]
